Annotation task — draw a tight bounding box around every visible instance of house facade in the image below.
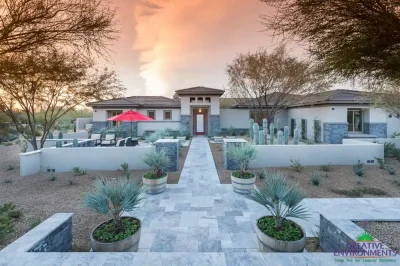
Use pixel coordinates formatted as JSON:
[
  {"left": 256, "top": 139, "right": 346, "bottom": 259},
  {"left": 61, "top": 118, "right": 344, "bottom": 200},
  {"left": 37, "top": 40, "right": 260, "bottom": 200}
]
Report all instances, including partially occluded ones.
[{"left": 87, "top": 87, "right": 400, "bottom": 144}]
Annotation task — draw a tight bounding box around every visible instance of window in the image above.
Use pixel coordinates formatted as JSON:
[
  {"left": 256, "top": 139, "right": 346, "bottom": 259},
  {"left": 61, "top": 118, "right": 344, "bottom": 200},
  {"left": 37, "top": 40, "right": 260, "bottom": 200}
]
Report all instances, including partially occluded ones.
[
  {"left": 164, "top": 110, "right": 172, "bottom": 120},
  {"left": 147, "top": 110, "right": 156, "bottom": 120},
  {"left": 190, "top": 97, "right": 196, "bottom": 103},
  {"left": 107, "top": 110, "right": 122, "bottom": 127},
  {"left": 205, "top": 97, "right": 211, "bottom": 103},
  {"left": 197, "top": 97, "right": 203, "bottom": 103}
]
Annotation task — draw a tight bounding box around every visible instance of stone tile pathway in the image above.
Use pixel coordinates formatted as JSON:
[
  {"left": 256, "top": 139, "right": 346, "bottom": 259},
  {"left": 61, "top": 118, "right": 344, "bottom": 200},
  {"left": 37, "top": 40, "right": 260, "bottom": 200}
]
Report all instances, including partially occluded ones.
[{"left": 126, "top": 136, "right": 400, "bottom": 253}]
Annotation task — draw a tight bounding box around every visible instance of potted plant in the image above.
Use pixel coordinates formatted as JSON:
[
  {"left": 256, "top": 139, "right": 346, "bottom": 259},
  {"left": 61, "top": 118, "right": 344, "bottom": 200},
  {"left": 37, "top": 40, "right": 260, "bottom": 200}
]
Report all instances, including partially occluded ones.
[
  {"left": 83, "top": 178, "right": 144, "bottom": 252},
  {"left": 245, "top": 172, "right": 309, "bottom": 252},
  {"left": 226, "top": 126, "right": 236, "bottom": 139},
  {"left": 143, "top": 149, "right": 170, "bottom": 194},
  {"left": 228, "top": 143, "right": 257, "bottom": 193}
]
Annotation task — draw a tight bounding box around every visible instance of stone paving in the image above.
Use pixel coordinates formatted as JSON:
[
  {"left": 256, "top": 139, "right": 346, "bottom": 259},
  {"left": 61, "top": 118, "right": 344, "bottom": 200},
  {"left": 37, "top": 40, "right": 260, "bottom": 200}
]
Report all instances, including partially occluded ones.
[{"left": 123, "top": 136, "right": 400, "bottom": 253}]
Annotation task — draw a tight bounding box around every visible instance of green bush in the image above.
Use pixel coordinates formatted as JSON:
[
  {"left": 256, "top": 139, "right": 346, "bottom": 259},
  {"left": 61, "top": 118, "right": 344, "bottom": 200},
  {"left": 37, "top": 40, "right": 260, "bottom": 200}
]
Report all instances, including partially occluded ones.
[
  {"left": 353, "top": 160, "right": 364, "bottom": 177},
  {"left": 310, "top": 174, "right": 321, "bottom": 186},
  {"left": 72, "top": 167, "right": 86, "bottom": 176},
  {"left": 290, "top": 159, "right": 303, "bottom": 172},
  {"left": 319, "top": 163, "right": 331, "bottom": 172},
  {"left": 384, "top": 143, "right": 397, "bottom": 157},
  {"left": 0, "top": 203, "right": 22, "bottom": 243},
  {"left": 374, "top": 157, "right": 385, "bottom": 169},
  {"left": 387, "top": 167, "right": 396, "bottom": 175}
]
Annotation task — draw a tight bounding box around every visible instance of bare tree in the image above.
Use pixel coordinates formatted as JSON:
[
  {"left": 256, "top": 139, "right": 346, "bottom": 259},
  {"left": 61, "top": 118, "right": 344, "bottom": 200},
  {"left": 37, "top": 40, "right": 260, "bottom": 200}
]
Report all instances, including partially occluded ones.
[
  {"left": 0, "top": 50, "right": 125, "bottom": 150},
  {"left": 226, "top": 45, "right": 330, "bottom": 126},
  {"left": 0, "top": 0, "right": 117, "bottom": 57}
]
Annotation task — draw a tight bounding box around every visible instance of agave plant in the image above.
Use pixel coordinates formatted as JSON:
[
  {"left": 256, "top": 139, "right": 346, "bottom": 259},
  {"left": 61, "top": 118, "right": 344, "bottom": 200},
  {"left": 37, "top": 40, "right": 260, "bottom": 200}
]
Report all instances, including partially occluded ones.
[
  {"left": 145, "top": 132, "right": 162, "bottom": 144},
  {"left": 144, "top": 149, "right": 170, "bottom": 178},
  {"left": 245, "top": 172, "right": 309, "bottom": 231},
  {"left": 83, "top": 178, "right": 144, "bottom": 233},
  {"left": 228, "top": 143, "right": 258, "bottom": 176}
]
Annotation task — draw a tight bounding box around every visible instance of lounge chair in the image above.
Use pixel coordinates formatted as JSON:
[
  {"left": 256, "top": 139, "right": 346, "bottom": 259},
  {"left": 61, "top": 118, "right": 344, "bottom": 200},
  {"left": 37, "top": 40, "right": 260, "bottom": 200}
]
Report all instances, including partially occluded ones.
[
  {"left": 116, "top": 139, "right": 126, "bottom": 147},
  {"left": 91, "top": 134, "right": 102, "bottom": 146},
  {"left": 101, "top": 134, "right": 116, "bottom": 146},
  {"left": 126, "top": 137, "right": 139, "bottom": 147}
]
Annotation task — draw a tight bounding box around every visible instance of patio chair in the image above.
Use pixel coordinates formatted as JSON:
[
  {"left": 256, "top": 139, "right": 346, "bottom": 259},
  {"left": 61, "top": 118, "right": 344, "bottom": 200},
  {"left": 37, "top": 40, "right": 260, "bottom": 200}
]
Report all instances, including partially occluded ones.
[
  {"left": 91, "top": 134, "right": 102, "bottom": 146},
  {"left": 100, "top": 134, "right": 116, "bottom": 146},
  {"left": 116, "top": 139, "right": 126, "bottom": 147},
  {"left": 126, "top": 137, "right": 139, "bottom": 147}
]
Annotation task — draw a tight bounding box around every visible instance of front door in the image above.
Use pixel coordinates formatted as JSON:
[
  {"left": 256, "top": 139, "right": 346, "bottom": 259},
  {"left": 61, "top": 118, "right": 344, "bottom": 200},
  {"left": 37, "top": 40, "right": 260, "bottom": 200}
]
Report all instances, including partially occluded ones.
[
  {"left": 347, "top": 109, "right": 363, "bottom": 132},
  {"left": 193, "top": 108, "right": 207, "bottom": 135}
]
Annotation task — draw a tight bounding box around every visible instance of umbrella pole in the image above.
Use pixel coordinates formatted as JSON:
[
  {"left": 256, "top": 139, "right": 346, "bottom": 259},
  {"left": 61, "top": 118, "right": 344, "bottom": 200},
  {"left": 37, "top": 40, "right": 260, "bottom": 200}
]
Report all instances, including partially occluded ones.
[{"left": 131, "top": 121, "right": 133, "bottom": 138}]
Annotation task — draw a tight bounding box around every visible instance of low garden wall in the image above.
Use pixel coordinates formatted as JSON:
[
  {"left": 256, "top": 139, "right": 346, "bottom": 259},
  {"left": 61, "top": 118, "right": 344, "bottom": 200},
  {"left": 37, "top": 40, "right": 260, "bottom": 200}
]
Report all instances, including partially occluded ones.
[
  {"left": 19, "top": 150, "right": 41, "bottom": 176},
  {"left": 1, "top": 213, "right": 72, "bottom": 253},
  {"left": 224, "top": 138, "right": 384, "bottom": 170}
]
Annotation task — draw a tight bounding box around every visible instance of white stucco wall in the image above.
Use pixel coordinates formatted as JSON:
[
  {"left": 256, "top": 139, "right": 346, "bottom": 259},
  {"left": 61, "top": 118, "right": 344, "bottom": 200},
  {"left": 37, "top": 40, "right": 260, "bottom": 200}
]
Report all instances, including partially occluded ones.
[
  {"left": 249, "top": 140, "right": 383, "bottom": 168},
  {"left": 273, "top": 110, "right": 289, "bottom": 129},
  {"left": 40, "top": 146, "right": 154, "bottom": 172},
  {"left": 180, "top": 96, "right": 220, "bottom": 115},
  {"left": 20, "top": 151, "right": 41, "bottom": 176},
  {"left": 137, "top": 121, "right": 181, "bottom": 136},
  {"left": 387, "top": 115, "right": 400, "bottom": 137},
  {"left": 288, "top": 107, "right": 330, "bottom": 140},
  {"left": 220, "top": 109, "right": 249, "bottom": 129},
  {"left": 369, "top": 108, "right": 387, "bottom": 123},
  {"left": 92, "top": 108, "right": 180, "bottom": 122}
]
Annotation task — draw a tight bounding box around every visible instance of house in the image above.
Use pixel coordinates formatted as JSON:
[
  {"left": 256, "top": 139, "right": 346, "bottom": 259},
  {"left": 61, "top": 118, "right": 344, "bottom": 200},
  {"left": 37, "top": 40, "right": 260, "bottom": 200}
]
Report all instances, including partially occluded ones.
[{"left": 87, "top": 86, "right": 400, "bottom": 144}]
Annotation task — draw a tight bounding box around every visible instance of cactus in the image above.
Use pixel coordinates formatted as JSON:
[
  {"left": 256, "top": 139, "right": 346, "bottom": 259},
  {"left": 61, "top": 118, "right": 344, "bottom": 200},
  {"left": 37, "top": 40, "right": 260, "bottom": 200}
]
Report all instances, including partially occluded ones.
[
  {"left": 278, "top": 130, "right": 283, "bottom": 144},
  {"left": 284, "top": 126, "right": 289, "bottom": 145},
  {"left": 56, "top": 140, "right": 62, "bottom": 148},
  {"left": 58, "top": 131, "right": 63, "bottom": 139},
  {"left": 72, "top": 138, "right": 78, "bottom": 147},
  {"left": 277, "top": 118, "right": 281, "bottom": 132},
  {"left": 294, "top": 128, "right": 300, "bottom": 145},
  {"left": 259, "top": 130, "right": 265, "bottom": 145},
  {"left": 269, "top": 123, "right": 275, "bottom": 145},
  {"left": 249, "top": 118, "right": 254, "bottom": 139},
  {"left": 253, "top": 123, "right": 259, "bottom": 145},
  {"left": 48, "top": 132, "right": 54, "bottom": 139},
  {"left": 262, "top": 119, "right": 268, "bottom": 144}
]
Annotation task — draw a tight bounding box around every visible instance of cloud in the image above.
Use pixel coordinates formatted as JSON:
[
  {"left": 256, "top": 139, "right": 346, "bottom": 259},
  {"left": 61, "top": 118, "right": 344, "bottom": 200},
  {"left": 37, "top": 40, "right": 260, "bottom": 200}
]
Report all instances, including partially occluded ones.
[{"left": 133, "top": 0, "right": 278, "bottom": 96}]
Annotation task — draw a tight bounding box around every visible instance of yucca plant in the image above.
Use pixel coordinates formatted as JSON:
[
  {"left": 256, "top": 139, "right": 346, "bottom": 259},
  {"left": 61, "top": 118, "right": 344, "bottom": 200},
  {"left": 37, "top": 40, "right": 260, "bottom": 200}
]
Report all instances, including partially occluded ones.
[
  {"left": 83, "top": 178, "right": 144, "bottom": 235},
  {"left": 145, "top": 132, "right": 162, "bottom": 144},
  {"left": 228, "top": 143, "right": 258, "bottom": 178},
  {"left": 245, "top": 172, "right": 309, "bottom": 232},
  {"left": 143, "top": 149, "right": 170, "bottom": 178}
]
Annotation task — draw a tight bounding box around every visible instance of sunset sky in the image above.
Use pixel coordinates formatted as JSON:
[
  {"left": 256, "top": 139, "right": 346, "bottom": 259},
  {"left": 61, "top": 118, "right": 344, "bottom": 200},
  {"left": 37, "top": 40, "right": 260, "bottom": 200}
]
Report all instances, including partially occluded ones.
[{"left": 107, "top": 0, "right": 300, "bottom": 97}]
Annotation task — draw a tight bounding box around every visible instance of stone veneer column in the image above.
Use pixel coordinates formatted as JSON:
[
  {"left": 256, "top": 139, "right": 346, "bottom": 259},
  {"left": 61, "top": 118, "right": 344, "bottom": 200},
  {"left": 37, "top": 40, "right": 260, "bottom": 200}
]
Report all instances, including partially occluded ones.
[
  {"left": 368, "top": 123, "right": 387, "bottom": 137},
  {"left": 223, "top": 138, "right": 248, "bottom": 170},
  {"left": 180, "top": 115, "right": 190, "bottom": 134},
  {"left": 323, "top": 123, "right": 348, "bottom": 144},
  {"left": 155, "top": 139, "right": 179, "bottom": 172},
  {"left": 210, "top": 115, "right": 220, "bottom": 136}
]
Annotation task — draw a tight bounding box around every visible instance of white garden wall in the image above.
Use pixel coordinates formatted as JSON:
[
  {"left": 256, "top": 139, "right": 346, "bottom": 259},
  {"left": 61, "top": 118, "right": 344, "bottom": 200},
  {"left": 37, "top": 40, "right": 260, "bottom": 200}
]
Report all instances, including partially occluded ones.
[
  {"left": 249, "top": 140, "right": 383, "bottom": 168},
  {"left": 20, "top": 151, "right": 41, "bottom": 176},
  {"left": 220, "top": 109, "right": 249, "bottom": 129},
  {"left": 137, "top": 121, "right": 181, "bottom": 136},
  {"left": 349, "top": 138, "right": 400, "bottom": 149}
]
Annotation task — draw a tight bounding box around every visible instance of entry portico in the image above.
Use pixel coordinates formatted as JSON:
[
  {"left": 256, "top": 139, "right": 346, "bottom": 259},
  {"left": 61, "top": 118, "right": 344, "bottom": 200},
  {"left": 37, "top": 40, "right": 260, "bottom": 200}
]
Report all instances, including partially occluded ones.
[{"left": 176, "top": 86, "right": 224, "bottom": 136}]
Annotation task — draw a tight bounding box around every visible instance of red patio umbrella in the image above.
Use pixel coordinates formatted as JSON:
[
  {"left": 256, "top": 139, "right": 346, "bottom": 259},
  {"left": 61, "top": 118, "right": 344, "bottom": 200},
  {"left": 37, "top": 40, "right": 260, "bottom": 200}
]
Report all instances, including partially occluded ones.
[{"left": 107, "top": 110, "right": 153, "bottom": 137}]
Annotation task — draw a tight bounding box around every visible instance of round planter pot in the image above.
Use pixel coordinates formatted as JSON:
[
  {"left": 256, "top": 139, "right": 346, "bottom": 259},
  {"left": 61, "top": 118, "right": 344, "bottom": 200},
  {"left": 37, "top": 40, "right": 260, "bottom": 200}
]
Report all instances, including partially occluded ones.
[
  {"left": 142, "top": 173, "right": 168, "bottom": 194},
  {"left": 231, "top": 173, "right": 255, "bottom": 194},
  {"left": 90, "top": 217, "right": 141, "bottom": 252},
  {"left": 255, "top": 217, "right": 306, "bottom": 252}
]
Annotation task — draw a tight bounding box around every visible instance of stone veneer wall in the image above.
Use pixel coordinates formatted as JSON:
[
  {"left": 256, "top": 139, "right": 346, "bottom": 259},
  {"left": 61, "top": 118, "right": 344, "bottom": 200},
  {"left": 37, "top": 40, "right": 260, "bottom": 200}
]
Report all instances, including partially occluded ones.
[
  {"left": 92, "top": 121, "right": 108, "bottom": 134},
  {"left": 320, "top": 215, "right": 356, "bottom": 252},
  {"left": 367, "top": 123, "right": 387, "bottom": 138},
  {"left": 180, "top": 115, "right": 191, "bottom": 135},
  {"left": 155, "top": 139, "right": 179, "bottom": 172},
  {"left": 323, "top": 123, "right": 348, "bottom": 144},
  {"left": 210, "top": 115, "right": 220, "bottom": 136},
  {"left": 223, "top": 139, "right": 248, "bottom": 170}
]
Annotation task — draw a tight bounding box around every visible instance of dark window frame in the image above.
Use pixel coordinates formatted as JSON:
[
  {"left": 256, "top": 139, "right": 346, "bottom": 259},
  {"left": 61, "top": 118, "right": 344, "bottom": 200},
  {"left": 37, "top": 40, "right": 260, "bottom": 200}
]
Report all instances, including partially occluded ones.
[
  {"left": 164, "top": 110, "right": 172, "bottom": 120},
  {"left": 147, "top": 110, "right": 156, "bottom": 120}
]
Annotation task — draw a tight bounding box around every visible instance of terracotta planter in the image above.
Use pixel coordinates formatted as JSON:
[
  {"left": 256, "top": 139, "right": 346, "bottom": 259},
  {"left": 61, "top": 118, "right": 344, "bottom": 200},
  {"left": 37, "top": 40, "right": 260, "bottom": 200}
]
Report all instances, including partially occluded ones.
[
  {"left": 142, "top": 173, "right": 168, "bottom": 194},
  {"left": 231, "top": 173, "right": 255, "bottom": 194},
  {"left": 255, "top": 217, "right": 306, "bottom": 252},
  {"left": 90, "top": 217, "right": 141, "bottom": 252}
]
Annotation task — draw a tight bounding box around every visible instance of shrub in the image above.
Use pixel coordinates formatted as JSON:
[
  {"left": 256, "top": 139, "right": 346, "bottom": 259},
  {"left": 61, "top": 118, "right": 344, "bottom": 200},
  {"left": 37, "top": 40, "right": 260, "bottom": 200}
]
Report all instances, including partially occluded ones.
[
  {"left": 16, "top": 139, "right": 28, "bottom": 153},
  {"left": 145, "top": 132, "right": 162, "bottom": 144},
  {"left": 384, "top": 143, "right": 397, "bottom": 157},
  {"left": 257, "top": 170, "right": 266, "bottom": 180},
  {"left": 83, "top": 178, "right": 144, "bottom": 241},
  {"left": 4, "top": 179, "right": 12, "bottom": 184},
  {"left": 228, "top": 126, "right": 236, "bottom": 136},
  {"left": 0, "top": 203, "right": 22, "bottom": 242},
  {"left": 121, "top": 163, "right": 129, "bottom": 174},
  {"left": 245, "top": 172, "right": 309, "bottom": 240},
  {"left": 214, "top": 129, "right": 222, "bottom": 137},
  {"left": 353, "top": 160, "right": 364, "bottom": 177},
  {"left": 143, "top": 149, "right": 170, "bottom": 178},
  {"left": 228, "top": 143, "right": 258, "bottom": 177},
  {"left": 374, "top": 157, "right": 385, "bottom": 169},
  {"left": 310, "top": 174, "right": 321, "bottom": 186},
  {"left": 319, "top": 163, "right": 331, "bottom": 172},
  {"left": 290, "top": 159, "right": 303, "bottom": 172},
  {"left": 72, "top": 167, "right": 87, "bottom": 176},
  {"left": 49, "top": 173, "right": 57, "bottom": 181},
  {"left": 6, "top": 165, "right": 14, "bottom": 171},
  {"left": 387, "top": 167, "right": 396, "bottom": 175}
]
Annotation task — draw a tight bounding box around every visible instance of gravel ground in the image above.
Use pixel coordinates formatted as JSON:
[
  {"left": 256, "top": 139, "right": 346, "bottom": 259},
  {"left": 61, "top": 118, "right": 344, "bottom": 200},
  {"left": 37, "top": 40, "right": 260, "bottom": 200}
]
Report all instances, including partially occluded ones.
[
  {"left": 0, "top": 143, "right": 189, "bottom": 251},
  {"left": 355, "top": 221, "right": 400, "bottom": 253},
  {"left": 210, "top": 143, "right": 400, "bottom": 198}
]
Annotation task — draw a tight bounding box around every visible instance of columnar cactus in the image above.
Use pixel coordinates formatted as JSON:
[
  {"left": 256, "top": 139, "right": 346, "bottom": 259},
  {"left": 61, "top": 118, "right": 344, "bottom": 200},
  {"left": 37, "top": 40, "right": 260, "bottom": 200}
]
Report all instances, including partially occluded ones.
[
  {"left": 262, "top": 119, "right": 268, "bottom": 144},
  {"left": 294, "top": 128, "right": 300, "bottom": 145},
  {"left": 58, "top": 131, "right": 63, "bottom": 139},
  {"left": 48, "top": 132, "right": 54, "bottom": 139},
  {"left": 253, "top": 123, "right": 259, "bottom": 145},
  {"left": 249, "top": 118, "right": 254, "bottom": 139},
  {"left": 56, "top": 140, "right": 62, "bottom": 148},
  {"left": 284, "top": 126, "right": 289, "bottom": 145},
  {"left": 269, "top": 123, "right": 275, "bottom": 145},
  {"left": 277, "top": 118, "right": 281, "bottom": 132},
  {"left": 73, "top": 138, "right": 78, "bottom": 147},
  {"left": 278, "top": 131, "right": 283, "bottom": 145},
  {"left": 259, "top": 130, "right": 265, "bottom": 145}
]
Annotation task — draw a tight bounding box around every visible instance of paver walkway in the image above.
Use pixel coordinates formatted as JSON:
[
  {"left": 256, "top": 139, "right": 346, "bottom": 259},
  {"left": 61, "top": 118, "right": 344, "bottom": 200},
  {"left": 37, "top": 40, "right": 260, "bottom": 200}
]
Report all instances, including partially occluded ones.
[{"left": 128, "top": 136, "right": 400, "bottom": 253}]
